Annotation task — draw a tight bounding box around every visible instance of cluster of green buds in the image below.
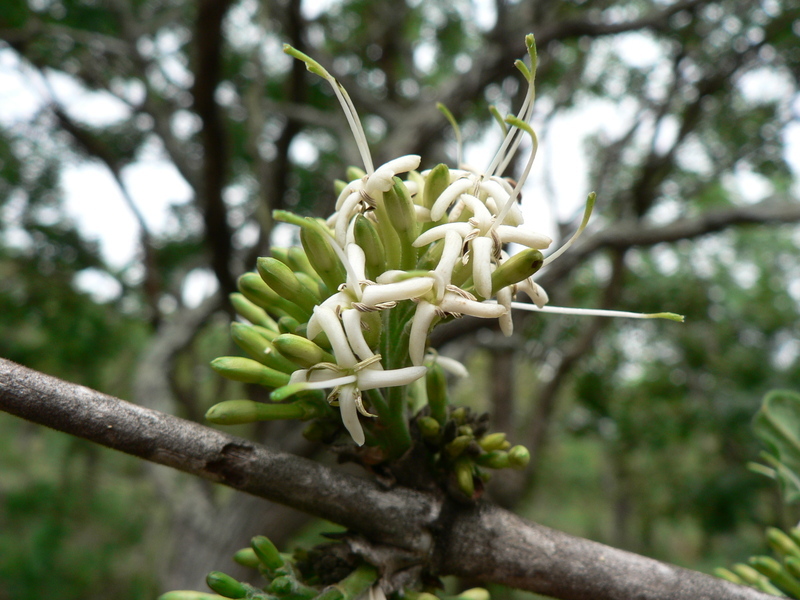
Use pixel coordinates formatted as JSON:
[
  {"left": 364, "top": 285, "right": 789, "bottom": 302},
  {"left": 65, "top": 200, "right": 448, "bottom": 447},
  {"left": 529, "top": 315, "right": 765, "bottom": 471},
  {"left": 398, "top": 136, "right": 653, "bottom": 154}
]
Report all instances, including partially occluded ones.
[
  {"left": 207, "top": 34, "right": 681, "bottom": 456},
  {"left": 716, "top": 527, "right": 800, "bottom": 597},
  {"left": 417, "top": 362, "right": 529, "bottom": 499},
  {"left": 159, "top": 534, "right": 379, "bottom": 600},
  {"left": 159, "top": 533, "right": 491, "bottom": 600}
]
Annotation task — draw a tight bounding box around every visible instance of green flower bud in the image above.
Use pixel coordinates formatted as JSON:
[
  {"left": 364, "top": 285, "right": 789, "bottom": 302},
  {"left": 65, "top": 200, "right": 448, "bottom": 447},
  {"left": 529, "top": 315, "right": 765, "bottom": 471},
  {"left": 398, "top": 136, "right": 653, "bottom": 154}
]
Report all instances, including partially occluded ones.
[
  {"left": 478, "top": 432, "right": 507, "bottom": 452},
  {"left": 273, "top": 334, "right": 335, "bottom": 368},
  {"left": 451, "top": 407, "right": 467, "bottom": 425},
  {"left": 354, "top": 214, "right": 387, "bottom": 281},
  {"left": 733, "top": 563, "right": 784, "bottom": 596},
  {"left": 508, "top": 445, "right": 531, "bottom": 470},
  {"left": 251, "top": 324, "right": 279, "bottom": 341},
  {"left": 278, "top": 316, "right": 301, "bottom": 334},
  {"left": 206, "top": 572, "right": 247, "bottom": 599},
  {"left": 476, "top": 450, "right": 509, "bottom": 469},
  {"left": 210, "top": 357, "right": 291, "bottom": 388},
  {"left": 229, "top": 293, "right": 279, "bottom": 330},
  {"left": 230, "top": 323, "right": 298, "bottom": 373},
  {"left": 347, "top": 166, "right": 366, "bottom": 181},
  {"left": 252, "top": 535, "right": 284, "bottom": 570},
  {"left": 446, "top": 435, "right": 473, "bottom": 458},
  {"left": 767, "top": 527, "right": 800, "bottom": 560},
  {"left": 422, "top": 163, "right": 451, "bottom": 212},
  {"left": 786, "top": 556, "right": 800, "bottom": 579},
  {"left": 490, "top": 249, "right": 544, "bottom": 296},
  {"left": 334, "top": 179, "right": 347, "bottom": 196},
  {"left": 295, "top": 271, "right": 327, "bottom": 303},
  {"left": 270, "top": 576, "right": 318, "bottom": 599},
  {"left": 713, "top": 568, "right": 744, "bottom": 586},
  {"left": 205, "top": 399, "right": 322, "bottom": 425},
  {"left": 455, "top": 457, "right": 475, "bottom": 498},
  {"left": 750, "top": 556, "right": 800, "bottom": 598},
  {"left": 287, "top": 246, "right": 318, "bottom": 279},
  {"left": 360, "top": 311, "right": 382, "bottom": 349},
  {"left": 270, "top": 246, "right": 291, "bottom": 267},
  {"left": 417, "top": 416, "right": 440, "bottom": 440},
  {"left": 238, "top": 273, "right": 308, "bottom": 322},
  {"left": 425, "top": 363, "right": 448, "bottom": 425},
  {"left": 457, "top": 588, "right": 490, "bottom": 600},
  {"left": 232, "top": 547, "right": 260, "bottom": 569},
  {"left": 300, "top": 222, "right": 347, "bottom": 293},
  {"left": 257, "top": 257, "right": 317, "bottom": 314}
]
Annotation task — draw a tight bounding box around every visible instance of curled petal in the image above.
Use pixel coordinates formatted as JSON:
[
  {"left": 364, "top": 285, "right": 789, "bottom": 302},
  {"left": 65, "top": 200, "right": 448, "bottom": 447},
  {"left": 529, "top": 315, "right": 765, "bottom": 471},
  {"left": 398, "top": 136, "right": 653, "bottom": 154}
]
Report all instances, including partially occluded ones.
[
  {"left": 342, "top": 309, "right": 376, "bottom": 362},
  {"left": 440, "top": 292, "right": 507, "bottom": 318},
  {"left": 335, "top": 192, "right": 362, "bottom": 246},
  {"left": 357, "top": 365, "right": 427, "bottom": 390},
  {"left": 517, "top": 278, "right": 549, "bottom": 308},
  {"left": 413, "top": 222, "right": 473, "bottom": 247},
  {"left": 496, "top": 225, "right": 551, "bottom": 249},
  {"left": 430, "top": 177, "right": 473, "bottom": 222},
  {"left": 360, "top": 278, "right": 434, "bottom": 306},
  {"left": 497, "top": 285, "right": 514, "bottom": 337},
  {"left": 338, "top": 386, "right": 365, "bottom": 446},
  {"left": 409, "top": 301, "right": 438, "bottom": 365},
  {"left": 471, "top": 236, "right": 495, "bottom": 299},
  {"left": 434, "top": 230, "right": 465, "bottom": 297},
  {"left": 312, "top": 306, "right": 357, "bottom": 368},
  {"left": 459, "top": 194, "right": 492, "bottom": 224}
]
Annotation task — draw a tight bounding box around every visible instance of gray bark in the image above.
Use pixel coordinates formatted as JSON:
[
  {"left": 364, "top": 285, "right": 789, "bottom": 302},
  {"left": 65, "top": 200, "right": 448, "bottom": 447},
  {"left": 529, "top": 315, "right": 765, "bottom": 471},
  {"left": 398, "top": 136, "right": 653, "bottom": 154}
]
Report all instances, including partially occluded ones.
[{"left": 0, "top": 359, "right": 775, "bottom": 600}]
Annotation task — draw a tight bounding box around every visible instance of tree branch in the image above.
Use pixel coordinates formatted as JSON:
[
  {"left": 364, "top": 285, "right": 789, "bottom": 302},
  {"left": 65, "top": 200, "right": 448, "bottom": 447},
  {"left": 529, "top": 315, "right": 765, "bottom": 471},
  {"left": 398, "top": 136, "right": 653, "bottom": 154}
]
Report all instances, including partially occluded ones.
[{"left": 0, "top": 359, "right": 774, "bottom": 600}]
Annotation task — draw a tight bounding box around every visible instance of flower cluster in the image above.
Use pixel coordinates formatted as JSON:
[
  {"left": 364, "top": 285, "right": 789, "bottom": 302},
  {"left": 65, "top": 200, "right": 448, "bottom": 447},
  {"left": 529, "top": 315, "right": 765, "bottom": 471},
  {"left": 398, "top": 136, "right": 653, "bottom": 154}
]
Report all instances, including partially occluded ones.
[{"left": 208, "top": 35, "right": 681, "bottom": 451}]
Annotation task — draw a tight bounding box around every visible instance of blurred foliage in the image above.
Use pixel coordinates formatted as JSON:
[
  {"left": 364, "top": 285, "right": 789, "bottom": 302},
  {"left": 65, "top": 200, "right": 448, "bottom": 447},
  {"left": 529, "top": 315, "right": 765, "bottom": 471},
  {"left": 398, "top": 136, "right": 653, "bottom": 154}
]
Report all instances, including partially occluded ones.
[{"left": 0, "top": 0, "right": 799, "bottom": 597}]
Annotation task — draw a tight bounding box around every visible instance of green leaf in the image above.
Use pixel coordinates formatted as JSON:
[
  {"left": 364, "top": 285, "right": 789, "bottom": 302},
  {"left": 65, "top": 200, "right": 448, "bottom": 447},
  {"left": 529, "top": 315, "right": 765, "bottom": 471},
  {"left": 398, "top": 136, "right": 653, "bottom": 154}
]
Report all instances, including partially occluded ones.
[{"left": 753, "top": 390, "right": 800, "bottom": 503}]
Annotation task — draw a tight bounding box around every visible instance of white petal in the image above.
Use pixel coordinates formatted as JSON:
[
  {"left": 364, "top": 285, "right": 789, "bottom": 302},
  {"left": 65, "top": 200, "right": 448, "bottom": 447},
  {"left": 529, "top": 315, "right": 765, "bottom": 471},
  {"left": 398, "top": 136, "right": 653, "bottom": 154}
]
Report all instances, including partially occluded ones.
[
  {"left": 338, "top": 386, "right": 365, "bottom": 446},
  {"left": 312, "top": 306, "right": 357, "bottom": 368},
  {"left": 459, "top": 194, "right": 492, "bottom": 224},
  {"left": 307, "top": 292, "right": 351, "bottom": 340},
  {"left": 360, "top": 278, "right": 434, "bottom": 306},
  {"left": 434, "top": 230, "right": 464, "bottom": 295},
  {"left": 496, "top": 225, "right": 552, "bottom": 249},
  {"left": 430, "top": 177, "right": 473, "bottom": 222},
  {"left": 289, "top": 369, "right": 310, "bottom": 384},
  {"left": 413, "top": 222, "right": 472, "bottom": 247},
  {"left": 305, "top": 373, "right": 358, "bottom": 387},
  {"left": 516, "top": 278, "right": 549, "bottom": 308},
  {"left": 335, "top": 180, "right": 360, "bottom": 210},
  {"left": 426, "top": 354, "right": 469, "bottom": 378},
  {"left": 497, "top": 285, "right": 513, "bottom": 337},
  {"left": 358, "top": 365, "right": 427, "bottom": 389},
  {"left": 342, "top": 309, "right": 376, "bottom": 362},
  {"left": 346, "top": 243, "right": 367, "bottom": 282},
  {"left": 471, "top": 236, "right": 494, "bottom": 298},
  {"left": 440, "top": 292, "right": 507, "bottom": 318},
  {"left": 335, "top": 192, "right": 362, "bottom": 247},
  {"left": 409, "top": 301, "right": 437, "bottom": 365}
]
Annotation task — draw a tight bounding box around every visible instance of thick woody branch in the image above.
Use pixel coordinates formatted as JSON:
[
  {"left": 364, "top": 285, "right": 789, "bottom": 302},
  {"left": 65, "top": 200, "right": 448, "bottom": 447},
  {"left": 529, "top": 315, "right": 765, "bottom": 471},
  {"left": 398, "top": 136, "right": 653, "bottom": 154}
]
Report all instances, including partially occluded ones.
[{"left": 0, "top": 359, "right": 774, "bottom": 600}]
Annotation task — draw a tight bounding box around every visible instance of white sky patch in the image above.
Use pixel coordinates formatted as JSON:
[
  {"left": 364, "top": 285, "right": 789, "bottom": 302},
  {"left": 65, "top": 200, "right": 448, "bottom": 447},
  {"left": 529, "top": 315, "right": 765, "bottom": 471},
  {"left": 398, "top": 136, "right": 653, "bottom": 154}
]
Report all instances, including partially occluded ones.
[
  {"left": 302, "top": 0, "right": 340, "bottom": 19},
  {"left": 723, "top": 166, "right": 775, "bottom": 204},
  {"left": 181, "top": 268, "right": 219, "bottom": 308},
  {"left": 0, "top": 48, "right": 43, "bottom": 125},
  {"left": 613, "top": 32, "right": 663, "bottom": 69},
  {"left": 46, "top": 70, "right": 132, "bottom": 126},
  {"left": 738, "top": 66, "right": 794, "bottom": 104},
  {"left": 73, "top": 267, "right": 123, "bottom": 303}
]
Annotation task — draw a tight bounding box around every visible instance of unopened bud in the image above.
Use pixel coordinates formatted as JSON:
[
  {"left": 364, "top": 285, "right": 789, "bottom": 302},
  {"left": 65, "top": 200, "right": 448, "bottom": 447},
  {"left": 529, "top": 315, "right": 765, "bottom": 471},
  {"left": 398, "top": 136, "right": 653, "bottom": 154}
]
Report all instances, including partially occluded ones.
[
  {"left": 478, "top": 432, "right": 507, "bottom": 452},
  {"left": 417, "top": 416, "right": 440, "bottom": 440},
  {"left": 446, "top": 435, "right": 473, "bottom": 458},
  {"left": 205, "top": 399, "right": 320, "bottom": 425},
  {"left": 300, "top": 224, "right": 347, "bottom": 293},
  {"left": 508, "top": 445, "right": 531, "bottom": 469},
  {"left": 238, "top": 273, "right": 307, "bottom": 322},
  {"left": 206, "top": 571, "right": 247, "bottom": 599},
  {"left": 229, "top": 293, "right": 278, "bottom": 330},
  {"left": 230, "top": 323, "right": 296, "bottom": 373},
  {"left": 278, "top": 316, "right": 301, "bottom": 334},
  {"left": 273, "top": 334, "right": 335, "bottom": 368},
  {"left": 476, "top": 450, "right": 509, "bottom": 469},
  {"left": 422, "top": 163, "right": 452, "bottom": 212},
  {"left": 457, "top": 588, "right": 490, "bottom": 600},
  {"left": 252, "top": 535, "right": 284, "bottom": 570},
  {"left": 353, "top": 214, "right": 386, "bottom": 280},
  {"left": 425, "top": 363, "right": 448, "bottom": 425},
  {"left": 232, "top": 547, "right": 260, "bottom": 569},
  {"left": 210, "top": 357, "right": 291, "bottom": 388},
  {"left": 490, "top": 249, "right": 544, "bottom": 296},
  {"left": 455, "top": 457, "right": 475, "bottom": 498},
  {"left": 257, "top": 257, "right": 316, "bottom": 314},
  {"left": 767, "top": 527, "right": 800, "bottom": 560}
]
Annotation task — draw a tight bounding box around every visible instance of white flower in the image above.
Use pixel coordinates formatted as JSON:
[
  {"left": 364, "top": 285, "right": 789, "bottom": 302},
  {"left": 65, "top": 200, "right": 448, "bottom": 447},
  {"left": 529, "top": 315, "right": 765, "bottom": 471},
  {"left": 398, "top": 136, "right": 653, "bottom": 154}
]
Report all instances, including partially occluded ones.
[{"left": 280, "top": 306, "right": 426, "bottom": 445}]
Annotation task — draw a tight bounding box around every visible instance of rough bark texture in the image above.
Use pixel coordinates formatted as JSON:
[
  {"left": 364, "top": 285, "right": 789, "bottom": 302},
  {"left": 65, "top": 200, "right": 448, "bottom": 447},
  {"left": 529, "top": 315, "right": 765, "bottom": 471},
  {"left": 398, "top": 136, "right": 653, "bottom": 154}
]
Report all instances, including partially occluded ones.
[{"left": 0, "top": 359, "right": 775, "bottom": 600}]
